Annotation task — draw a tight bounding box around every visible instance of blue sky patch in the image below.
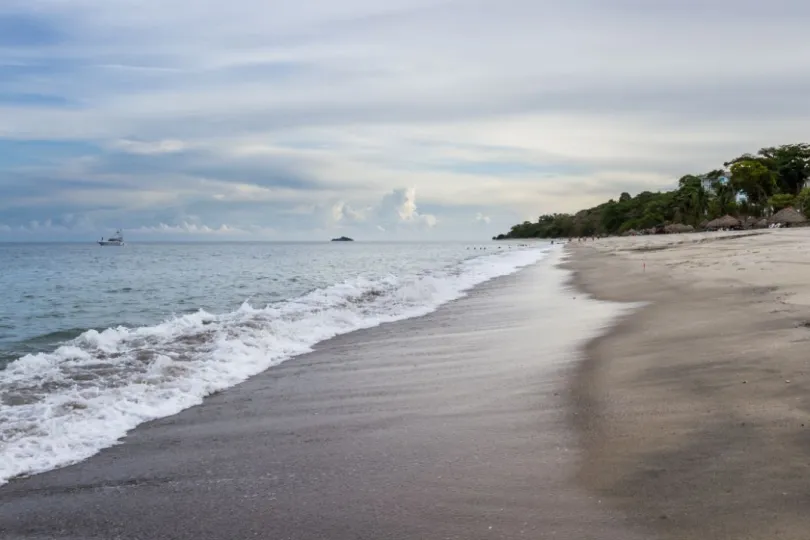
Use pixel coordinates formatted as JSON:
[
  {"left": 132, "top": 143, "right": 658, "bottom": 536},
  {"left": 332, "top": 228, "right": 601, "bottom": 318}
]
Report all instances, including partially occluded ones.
[
  {"left": 0, "top": 140, "right": 98, "bottom": 168},
  {"left": 0, "top": 93, "right": 73, "bottom": 107},
  {"left": 0, "top": 13, "right": 66, "bottom": 47}
]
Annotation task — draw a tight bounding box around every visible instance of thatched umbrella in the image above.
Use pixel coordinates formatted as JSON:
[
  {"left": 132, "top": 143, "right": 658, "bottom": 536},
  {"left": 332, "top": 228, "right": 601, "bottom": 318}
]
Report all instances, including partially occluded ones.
[
  {"left": 754, "top": 218, "right": 768, "bottom": 229},
  {"left": 664, "top": 223, "right": 694, "bottom": 234},
  {"left": 769, "top": 207, "right": 807, "bottom": 226},
  {"left": 699, "top": 219, "right": 709, "bottom": 230},
  {"left": 743, "top": 216, "right": 758, "bottom": 229},
  {"left": 706, "top": 215, "right": 741, "bottom": 230}
]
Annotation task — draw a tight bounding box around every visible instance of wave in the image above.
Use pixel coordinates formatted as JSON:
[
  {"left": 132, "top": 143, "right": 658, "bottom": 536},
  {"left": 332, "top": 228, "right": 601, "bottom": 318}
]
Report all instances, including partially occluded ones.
[
  {"left": 0, "top": 246, "right": 548, "bottom": 485},
  {"left": 20, "top": 327, "right": 95, "bottom": 345}
]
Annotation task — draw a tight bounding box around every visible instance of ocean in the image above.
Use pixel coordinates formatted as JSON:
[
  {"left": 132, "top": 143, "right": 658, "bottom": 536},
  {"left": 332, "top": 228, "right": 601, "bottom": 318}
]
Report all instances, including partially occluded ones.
[{"left": 0, "top": 241, "right": 549, "bottom": 485}]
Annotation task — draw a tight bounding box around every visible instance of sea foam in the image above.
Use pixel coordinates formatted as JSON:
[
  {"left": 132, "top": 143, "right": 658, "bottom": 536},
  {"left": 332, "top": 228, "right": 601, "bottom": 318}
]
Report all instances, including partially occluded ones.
[{"left": 0, "top": 246, "right": 548, "bottom": 485}]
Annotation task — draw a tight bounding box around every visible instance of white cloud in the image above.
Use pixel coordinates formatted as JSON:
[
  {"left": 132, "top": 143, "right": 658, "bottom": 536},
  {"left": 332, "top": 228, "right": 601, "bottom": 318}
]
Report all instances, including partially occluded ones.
[
  {"left": 421, "top": 214, "right": 438, "bottom": 228},
  {"left": 475, "top": 213, "right": 491, "bottom": 224},
  {"left": 0, "top": 217, "right": 96, "bottom": 236},
  {"left": 377, "top": 187, "right": 437, "bottom": 228},
  {"left": 130, "top": 221, "right": 274, "bottom": 237},
  {"left": 3, "top": 0, "right": 810, "bottom": 239},
  {"left": 331, "top": 201, "right": 367, "bottom": 223},
  {"left": 111, "top": 139, "right": 188, "bottom": 155}
]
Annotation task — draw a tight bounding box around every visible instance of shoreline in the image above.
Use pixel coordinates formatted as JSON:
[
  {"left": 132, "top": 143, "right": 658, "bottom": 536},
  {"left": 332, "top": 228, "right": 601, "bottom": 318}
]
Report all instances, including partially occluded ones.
[
  {"left": 0, "top": 245, "right": 546, "bottom": 487},
  {"left": 564, "top": 230, "right": 810, "bottom": 540},
  {"left": 0, "top": 252, "right": 645, "bottom": 540}
]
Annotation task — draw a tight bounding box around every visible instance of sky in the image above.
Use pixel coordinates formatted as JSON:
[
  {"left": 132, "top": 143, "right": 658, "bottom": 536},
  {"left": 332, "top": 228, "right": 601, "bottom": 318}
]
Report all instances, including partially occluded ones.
[{"left": 1, "top": 0, "right": 810, "bottom": 241}]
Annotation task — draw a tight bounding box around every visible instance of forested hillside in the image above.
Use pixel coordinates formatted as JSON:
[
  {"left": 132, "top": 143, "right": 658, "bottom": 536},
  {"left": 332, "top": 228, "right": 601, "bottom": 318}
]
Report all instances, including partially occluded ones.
[{"left": 495, "top": 144, "right": 810, "bottom": 239}]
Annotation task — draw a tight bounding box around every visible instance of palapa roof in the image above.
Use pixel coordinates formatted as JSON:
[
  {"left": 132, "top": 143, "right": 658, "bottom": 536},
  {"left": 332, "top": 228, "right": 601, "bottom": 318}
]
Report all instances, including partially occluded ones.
[
  {"left": 664, "top": 223, "right": 694, "bottom": 234},
  {"left": 706, "top": 215, "right": 741, "bottom": 229},
  {"left": 769, "top": 207, "right": 807, "bottom": 224}
]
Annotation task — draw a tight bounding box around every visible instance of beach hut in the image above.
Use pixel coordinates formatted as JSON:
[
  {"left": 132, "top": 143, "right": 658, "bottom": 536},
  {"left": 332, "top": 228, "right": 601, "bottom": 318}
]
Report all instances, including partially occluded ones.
[
  {"left": 664, "top": 223, "right": 694, "bottom": 234},
  {"left": 769, "top": 207, "right": 807, "bottom": 227},
  {"left": 754, "top": 218, "right": 769, "bottom": 229},
  {"left": 743, "top": 216, "right": 758, "bottom": 230},
  {"left": 705, "top": 215, "right": 741, "bottom": 230}
]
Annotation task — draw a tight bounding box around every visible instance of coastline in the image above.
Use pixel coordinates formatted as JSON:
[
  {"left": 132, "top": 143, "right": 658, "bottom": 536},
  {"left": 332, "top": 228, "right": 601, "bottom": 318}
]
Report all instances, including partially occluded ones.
[
  {"left": 0, "top": 244, "right": 545, "bottom": 487},
  {"left": 0, "top": 251, "right": 645, "bottom": 540},
  {"left": 564, "top": 230, "right": 810, "bottom": 540}
]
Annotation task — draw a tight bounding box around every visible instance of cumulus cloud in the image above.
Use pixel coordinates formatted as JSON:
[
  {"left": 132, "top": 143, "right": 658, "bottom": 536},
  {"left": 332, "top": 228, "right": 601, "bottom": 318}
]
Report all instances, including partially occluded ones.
[
  {"left": 475, "top": 213, "right": 491, "bottom": 224},
  {"left": 129, "top": 221, "right": 277, "bottom": 238},
  {"left": 0, "top": 216, "right": 95, "bottom": 237},
  {"left": 316, "top": 188, "right": 437, "bottom": 237},
  {"left": 330, "top": 201, "right": 367, "bottom": 223},
  {"left": 132, "top": 222, "right": 237, "bottom": 235},
  {"left": 377, "top": 188, "right": 437, "bottom": 228}
]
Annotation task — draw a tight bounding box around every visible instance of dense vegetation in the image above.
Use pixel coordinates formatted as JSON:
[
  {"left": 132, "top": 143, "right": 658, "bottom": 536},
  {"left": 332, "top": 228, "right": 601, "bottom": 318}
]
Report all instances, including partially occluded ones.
[{"left": 495, "top": 143, "right": 810, "bottom": 239}]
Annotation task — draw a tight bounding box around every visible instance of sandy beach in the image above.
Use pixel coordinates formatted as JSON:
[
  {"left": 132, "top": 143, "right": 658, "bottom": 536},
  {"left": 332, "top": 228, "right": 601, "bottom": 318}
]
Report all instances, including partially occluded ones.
[
  {"left": 5, "top": 231, "right": 809, "bottom": 539},
  {"left": 565, "top": 229, "right": 810, "bottom": 540},
  {"left": 0, "top": 254, "right": 645, "bottom": 540}
]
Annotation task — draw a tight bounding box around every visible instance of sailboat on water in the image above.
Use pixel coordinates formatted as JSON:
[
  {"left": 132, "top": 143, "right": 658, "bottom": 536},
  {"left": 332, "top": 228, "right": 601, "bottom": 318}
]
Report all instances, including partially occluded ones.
[{"left": 98, "top": 230, "right": 124, "bottom": 246}]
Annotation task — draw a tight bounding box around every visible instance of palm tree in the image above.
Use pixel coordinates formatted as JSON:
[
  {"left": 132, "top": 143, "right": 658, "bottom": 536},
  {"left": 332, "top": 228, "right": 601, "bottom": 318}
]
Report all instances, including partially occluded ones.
[
  {"left": 676, "top": 175, "right": 709, "bottom": 225},
  {"left": 712, "top": 178, "right": 736, "bottom": 217}
]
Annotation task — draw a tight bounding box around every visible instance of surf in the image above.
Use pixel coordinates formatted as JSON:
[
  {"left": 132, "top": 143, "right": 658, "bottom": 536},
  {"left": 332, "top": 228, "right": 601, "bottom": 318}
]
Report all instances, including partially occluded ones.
[{"left": 0, "top": 246, "right": 549, "bottom": 485}]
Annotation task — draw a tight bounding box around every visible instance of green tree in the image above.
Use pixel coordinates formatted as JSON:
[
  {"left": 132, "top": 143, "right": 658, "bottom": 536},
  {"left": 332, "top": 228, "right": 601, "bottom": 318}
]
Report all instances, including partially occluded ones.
[
  {"left": 727, "top": 144, "right": 810, "bottom": 195},
  {"left": 492, "top": 143, "right": 810, "bottom": 239},
  {"left": 730, "top": 160, "right": 777, "bottom": 212},
  {"left": 600, "top": 201, "right": 624, "bottom": 233},
  {"left": 796, "top": 188, "right": 810, "bottom": 217},
  {"left": 710, "top": 178, "right": 737, "bottom": 217},
  {"left": 675, "top": 175, "right": 708, "bottom": 225},
  {"left": 703, "top": 169, "right": 727, "bottom": 181},
  {"left": 638, "top": 211, "right": 665, "bottom": 229},
  {"left": 767, "top": 193, "right": 796, "bottom": 212},
  {"left": 756, "top": 144, "right": 810, "bottom": 195}
]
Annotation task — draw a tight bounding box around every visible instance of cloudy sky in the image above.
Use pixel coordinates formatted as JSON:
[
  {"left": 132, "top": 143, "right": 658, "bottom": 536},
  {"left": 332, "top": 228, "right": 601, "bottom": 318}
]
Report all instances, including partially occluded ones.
[{"left": 2, "top": 0, "right": 809, "bottom": 241}]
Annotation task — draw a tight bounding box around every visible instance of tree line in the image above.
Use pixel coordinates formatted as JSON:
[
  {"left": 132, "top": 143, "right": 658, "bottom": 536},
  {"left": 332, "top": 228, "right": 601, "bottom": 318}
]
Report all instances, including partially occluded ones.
[{"left": 495, "top": 143, "right": 810, "bottom": 239}]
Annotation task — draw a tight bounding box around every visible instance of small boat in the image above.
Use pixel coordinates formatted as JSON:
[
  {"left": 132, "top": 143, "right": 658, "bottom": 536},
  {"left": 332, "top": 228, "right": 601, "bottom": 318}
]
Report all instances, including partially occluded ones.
[{"left": 98, "top": 230, "right": 124, "bottom": 246}]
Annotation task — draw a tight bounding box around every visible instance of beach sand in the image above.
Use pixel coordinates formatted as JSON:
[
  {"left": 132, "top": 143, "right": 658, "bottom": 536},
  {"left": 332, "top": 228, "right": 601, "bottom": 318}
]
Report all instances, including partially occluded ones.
[
  {"left": 565, "top": 229, "right": 810, "bottom": 540},
  {"left": 0, "top": 254, "right": 645, "bottom": 540}
]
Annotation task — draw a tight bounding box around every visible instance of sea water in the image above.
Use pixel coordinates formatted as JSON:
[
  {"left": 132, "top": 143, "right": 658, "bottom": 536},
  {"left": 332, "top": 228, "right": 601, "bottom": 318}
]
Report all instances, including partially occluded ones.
[{"left": 0, "top": 241, "right": 548, "bottom": 484}]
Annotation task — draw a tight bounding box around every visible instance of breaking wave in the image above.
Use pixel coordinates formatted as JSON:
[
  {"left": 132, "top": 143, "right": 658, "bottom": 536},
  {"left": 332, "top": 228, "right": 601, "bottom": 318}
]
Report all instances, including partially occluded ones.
[{"left": 0, "top": 246, "right": 548, "bottom": 484}]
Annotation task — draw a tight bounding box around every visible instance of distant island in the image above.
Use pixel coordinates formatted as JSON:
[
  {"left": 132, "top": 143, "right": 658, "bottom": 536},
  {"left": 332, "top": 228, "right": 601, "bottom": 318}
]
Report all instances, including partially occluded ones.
[
  {"left": 493, "top": 143, "right": 810, "bottom": 239},
  {"left": 331, "top": 236, "right": 354, "bottom": 242}
]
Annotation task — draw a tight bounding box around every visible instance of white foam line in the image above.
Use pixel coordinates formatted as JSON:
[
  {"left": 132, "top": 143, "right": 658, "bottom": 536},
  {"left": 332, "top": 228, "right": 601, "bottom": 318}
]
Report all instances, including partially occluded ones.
[{"left": 0, "top": 246, "right": 549, "bottom": 485}]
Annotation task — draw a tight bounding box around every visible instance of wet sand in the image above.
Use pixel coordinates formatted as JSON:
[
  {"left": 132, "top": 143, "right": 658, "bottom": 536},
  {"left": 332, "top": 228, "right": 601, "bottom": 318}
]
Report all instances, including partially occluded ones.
[
  {"left": 566, "top": 230, "right": 810, "bottom": 540},
  {"left": 0, "top": 254, "right": 643, "bottom": 540}
]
